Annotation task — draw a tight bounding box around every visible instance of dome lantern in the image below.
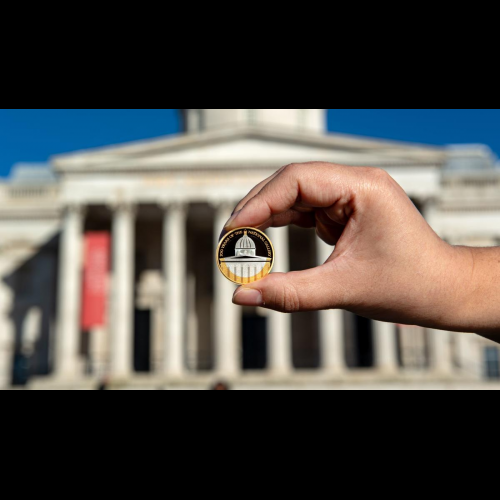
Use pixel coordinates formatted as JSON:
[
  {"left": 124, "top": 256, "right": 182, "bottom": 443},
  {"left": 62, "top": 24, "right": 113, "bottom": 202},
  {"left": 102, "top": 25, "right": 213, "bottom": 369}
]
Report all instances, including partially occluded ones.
[{"left": 181, "top": 109, "right": 326, "bottom": 134}]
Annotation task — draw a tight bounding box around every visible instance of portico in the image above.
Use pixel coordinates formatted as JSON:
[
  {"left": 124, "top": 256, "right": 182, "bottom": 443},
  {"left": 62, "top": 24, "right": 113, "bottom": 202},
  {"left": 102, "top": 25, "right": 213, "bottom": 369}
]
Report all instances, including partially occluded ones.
[
  {"left": 50, "top": 197, "right": 456, "bottom": 383},
  {"left": 2, "top": 109, "right": 498, "bottom": 389}
]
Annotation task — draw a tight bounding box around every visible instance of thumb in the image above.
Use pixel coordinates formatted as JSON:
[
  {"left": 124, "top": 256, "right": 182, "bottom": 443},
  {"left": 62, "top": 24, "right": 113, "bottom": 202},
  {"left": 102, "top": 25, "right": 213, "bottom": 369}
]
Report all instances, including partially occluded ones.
[{"left": 232, "top": 265, "right": 342, "bottom": 313}]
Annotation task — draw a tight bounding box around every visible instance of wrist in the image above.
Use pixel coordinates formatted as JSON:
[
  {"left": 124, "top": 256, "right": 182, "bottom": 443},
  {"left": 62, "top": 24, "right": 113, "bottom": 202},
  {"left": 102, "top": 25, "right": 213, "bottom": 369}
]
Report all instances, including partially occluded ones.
[{"left": 439, "top": 245, "right": 500, "bottom": 335}]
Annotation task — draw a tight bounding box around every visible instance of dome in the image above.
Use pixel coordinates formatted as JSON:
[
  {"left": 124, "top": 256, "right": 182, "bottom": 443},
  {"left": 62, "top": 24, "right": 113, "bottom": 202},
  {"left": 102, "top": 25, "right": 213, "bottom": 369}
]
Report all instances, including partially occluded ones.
[
  {"left": 236, "top": 231, "right": 256, "bottom": 250},
  {"left": 235, "top": 231, "right": 256, "bottom": 258}
]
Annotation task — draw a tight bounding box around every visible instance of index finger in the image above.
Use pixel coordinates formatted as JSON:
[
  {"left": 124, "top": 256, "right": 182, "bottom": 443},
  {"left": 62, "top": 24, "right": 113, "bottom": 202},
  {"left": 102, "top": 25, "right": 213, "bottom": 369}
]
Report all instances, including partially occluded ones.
[
  {"left": 233, "top": 165, "right": 288, "bottom": 214},
  {"left": 225, "top": 162, "right": 349, "bottom": 231}
]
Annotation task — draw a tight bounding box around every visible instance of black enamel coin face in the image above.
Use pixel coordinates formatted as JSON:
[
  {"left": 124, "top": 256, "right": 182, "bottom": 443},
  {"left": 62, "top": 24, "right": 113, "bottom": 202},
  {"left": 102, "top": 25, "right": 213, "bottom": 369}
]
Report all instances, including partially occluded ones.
[{"left": 217, "top": 227, "right": 275, "bottom": 285}]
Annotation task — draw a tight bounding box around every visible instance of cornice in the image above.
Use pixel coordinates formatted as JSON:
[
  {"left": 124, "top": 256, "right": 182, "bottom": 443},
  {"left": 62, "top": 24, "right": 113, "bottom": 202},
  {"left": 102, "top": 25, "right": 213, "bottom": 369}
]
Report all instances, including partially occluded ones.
[
  {"left": 52, "top": 126, "right": 446, "bottom": 173},
  {"left": 0, "top": 206, "right": 61, "bottom": 220},
  {"left": 50, "top": 160, "right": 444, "bottom": 177}
]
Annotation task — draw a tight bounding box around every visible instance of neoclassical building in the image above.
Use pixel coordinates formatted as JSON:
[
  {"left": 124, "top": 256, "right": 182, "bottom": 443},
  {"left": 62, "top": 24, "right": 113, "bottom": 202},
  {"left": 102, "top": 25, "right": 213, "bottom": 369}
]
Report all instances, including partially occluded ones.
[{"left": 1, "top": 109, "right": 500, "bottom": 389}]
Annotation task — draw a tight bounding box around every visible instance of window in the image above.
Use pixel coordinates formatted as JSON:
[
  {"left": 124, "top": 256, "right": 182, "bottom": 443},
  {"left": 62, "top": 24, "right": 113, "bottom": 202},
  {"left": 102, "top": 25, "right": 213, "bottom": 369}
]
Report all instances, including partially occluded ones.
[{"left": 484, "top": 347, "right": 500, "bottom": 379}]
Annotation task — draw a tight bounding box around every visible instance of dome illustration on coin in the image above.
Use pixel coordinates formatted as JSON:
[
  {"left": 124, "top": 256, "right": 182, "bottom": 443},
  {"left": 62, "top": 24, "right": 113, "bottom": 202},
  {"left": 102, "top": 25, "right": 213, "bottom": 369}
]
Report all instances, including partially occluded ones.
[{"left": 217, "top": 228, "right": 274, "bottom": 284}]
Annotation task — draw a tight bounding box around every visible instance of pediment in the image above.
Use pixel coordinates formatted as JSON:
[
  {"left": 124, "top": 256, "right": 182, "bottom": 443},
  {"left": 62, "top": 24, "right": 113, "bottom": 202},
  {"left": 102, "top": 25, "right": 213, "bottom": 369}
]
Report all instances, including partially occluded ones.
[{"left": 52, "top": 127, "right": 445, "bottom": 174}]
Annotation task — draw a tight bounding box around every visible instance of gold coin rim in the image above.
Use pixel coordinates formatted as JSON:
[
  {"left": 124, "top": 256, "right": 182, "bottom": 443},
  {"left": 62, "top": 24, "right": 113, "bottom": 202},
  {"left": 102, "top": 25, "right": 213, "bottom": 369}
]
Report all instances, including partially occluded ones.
[{"left": 216, "top": 227, "right": 275, "bottom": 285}]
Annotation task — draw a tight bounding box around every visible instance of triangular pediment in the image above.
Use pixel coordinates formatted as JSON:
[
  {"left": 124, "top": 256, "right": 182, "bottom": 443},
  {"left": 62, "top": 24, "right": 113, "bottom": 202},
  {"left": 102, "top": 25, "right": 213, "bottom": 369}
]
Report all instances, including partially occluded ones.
[{"left": 52, "top": 127, "right": 445, "bottom": 174}]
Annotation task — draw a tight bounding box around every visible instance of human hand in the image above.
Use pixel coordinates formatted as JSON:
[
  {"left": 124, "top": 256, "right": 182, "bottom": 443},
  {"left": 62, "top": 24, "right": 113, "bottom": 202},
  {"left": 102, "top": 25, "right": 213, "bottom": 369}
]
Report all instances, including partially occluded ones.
[{"left": 224, "top": 162, "right": 488, "bottom": 335}]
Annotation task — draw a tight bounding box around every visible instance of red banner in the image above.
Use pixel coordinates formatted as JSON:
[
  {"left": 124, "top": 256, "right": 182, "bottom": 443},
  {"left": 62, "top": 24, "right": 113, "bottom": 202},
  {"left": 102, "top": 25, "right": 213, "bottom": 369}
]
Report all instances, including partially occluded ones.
[{"left": 81, "top": 232, "right": 111, "bottom": 330}]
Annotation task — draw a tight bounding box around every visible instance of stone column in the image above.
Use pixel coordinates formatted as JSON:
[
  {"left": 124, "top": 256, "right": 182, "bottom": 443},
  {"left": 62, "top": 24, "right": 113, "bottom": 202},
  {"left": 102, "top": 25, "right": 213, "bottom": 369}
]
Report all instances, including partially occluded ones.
[
  {"left": 22, "top": 307, "right": 42, "bottom": 357},
  {"left": 428, "top": 329, "right": 453, "bottom": 376},
  {"left": 163, "top": 203, "right": 187, "bottom": 377},
  {"left": 373, "top": 321, "right": 398, "bottom": 374},
  {"left": 186, "top": 274, "right": 199, "bottom": 371},
  {"left": 266, "top": 226, "right": 292, "bottom": 375},
  {"left": 0, "top": 331, "right": 12, "bottom": 389},
  {"left": 0, "top": 260, "right": 14, "bottom": 389},
  {"left": 151, "top": 305, "right": 164, "bottom": 374},
  {"left": 55, "top": 205, "right": 85, "bottom": 378},
  {"left": 110, "top": 203, "right": 136, "bottom": 379},
  {"left": 469, "top": 335, "right": 484, "bottom": 380},
  {"left": 317, "top": 240, "right": 345, "bottom": 375},
  {"left": 213, "top": 203, "right": 241, "bottom": 377},
  {"left": 455, "top": 333, "right": 482, "bottom": 380},
  {"left": 89, "top": 326, "right": 108, "bottom": 379}
]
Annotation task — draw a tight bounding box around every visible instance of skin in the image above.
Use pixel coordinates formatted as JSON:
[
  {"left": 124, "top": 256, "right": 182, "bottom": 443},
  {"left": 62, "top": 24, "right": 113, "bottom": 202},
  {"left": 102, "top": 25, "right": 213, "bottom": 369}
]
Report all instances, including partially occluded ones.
[{"left": 224, "top": 162, "right": 500, "bottom": 344}]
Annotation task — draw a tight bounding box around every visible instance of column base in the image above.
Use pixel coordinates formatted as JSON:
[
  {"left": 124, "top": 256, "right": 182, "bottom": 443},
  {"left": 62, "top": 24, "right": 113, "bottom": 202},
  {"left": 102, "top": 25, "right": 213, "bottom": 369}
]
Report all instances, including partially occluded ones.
[
  {"left": 266, "top": 369, "right": 293, "bottom": 380},
  {"left": 215, "top": 363, "right": 240, "bottom": 379},
  {"left": 163, "top": 371, "right": 185, "bottom": 381},
  {"left": 21, "top": 371, "right": 500, "bottom": 390},
  {"left": 318, "top": 368, "right": 348, "bottom": 380},
  {"left": 54, "top": 358, "right": 86, "bottom": 381},
  {"left": 33, "top": 374, "right": 90, "bottom": 390},
  {"left": 430, "top": 369, "right": 454, "bottom": 379},
  {"left": 375, "top": 367, "right": 400, "bottom": 379},
  {"left": 108, "top": 371, "right": 134, "bottom": 384}
]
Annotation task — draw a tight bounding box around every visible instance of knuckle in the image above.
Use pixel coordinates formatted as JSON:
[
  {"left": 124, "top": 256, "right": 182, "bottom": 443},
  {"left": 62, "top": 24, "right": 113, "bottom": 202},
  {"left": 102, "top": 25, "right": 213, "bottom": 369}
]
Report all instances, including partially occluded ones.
[
  {"left": 283, "top": 163, "right": 301, "bottom": 176},
  {"left": 370, "top": 167, "right": 391, "bottom": 183},
  {"left": 276, "top": 164, "right": 289, "bottom": 175}
]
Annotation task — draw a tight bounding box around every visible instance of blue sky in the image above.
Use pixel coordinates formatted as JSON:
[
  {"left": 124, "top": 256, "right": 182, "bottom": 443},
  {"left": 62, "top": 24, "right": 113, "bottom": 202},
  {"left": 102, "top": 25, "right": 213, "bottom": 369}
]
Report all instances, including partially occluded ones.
[{"left": 1, "top": 109, "right": 499, "bottom": 177}]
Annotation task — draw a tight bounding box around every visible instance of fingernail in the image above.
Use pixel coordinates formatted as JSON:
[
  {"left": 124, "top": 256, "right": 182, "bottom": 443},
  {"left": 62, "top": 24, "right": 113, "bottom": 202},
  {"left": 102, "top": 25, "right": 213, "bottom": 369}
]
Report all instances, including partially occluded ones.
[
  {"left": 224, "top": 210, "right": 241, "bottom": 229},
  {"left": 233, "top": 288, "right": 263, "bottom": 306}
]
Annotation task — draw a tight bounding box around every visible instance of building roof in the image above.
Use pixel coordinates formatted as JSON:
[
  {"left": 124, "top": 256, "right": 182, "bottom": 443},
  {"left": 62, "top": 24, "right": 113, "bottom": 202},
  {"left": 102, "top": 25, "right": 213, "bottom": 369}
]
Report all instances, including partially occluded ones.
[
  {"left": 10, "top": 164, "right": 57, "bottom": 184},
  {"left": 51, "top": 126, "right": 447, "bottom": 174},
  {"left": 444, "top": 145, "right": 498, "bottom": 171}
]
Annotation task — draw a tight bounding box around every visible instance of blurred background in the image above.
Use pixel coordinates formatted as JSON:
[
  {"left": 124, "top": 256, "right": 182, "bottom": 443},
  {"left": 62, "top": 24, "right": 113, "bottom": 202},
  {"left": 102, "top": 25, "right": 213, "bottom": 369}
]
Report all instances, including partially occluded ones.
[{"left": 1, "top": 108, "right": 500, "bottom": 390}]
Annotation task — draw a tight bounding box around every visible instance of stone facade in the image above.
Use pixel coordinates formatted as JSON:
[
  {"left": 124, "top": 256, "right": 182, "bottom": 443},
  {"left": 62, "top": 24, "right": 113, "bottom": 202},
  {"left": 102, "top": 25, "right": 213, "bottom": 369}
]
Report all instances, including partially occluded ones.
[{"left": 0, "top": 109, "right": 499, "bottom": 390}]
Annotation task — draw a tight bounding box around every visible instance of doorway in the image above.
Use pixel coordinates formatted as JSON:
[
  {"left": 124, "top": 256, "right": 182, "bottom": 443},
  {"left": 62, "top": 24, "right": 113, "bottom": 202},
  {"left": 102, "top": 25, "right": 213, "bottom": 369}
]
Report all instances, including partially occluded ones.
[
  {"left": 134, "top": 309, "right": 151, "bottom": 373},
  {"left": 242, "top": 314, "right": 267, "bottom": 370},
  {"left": 355, "top": 316, "right": 374, "bottom": 367}
]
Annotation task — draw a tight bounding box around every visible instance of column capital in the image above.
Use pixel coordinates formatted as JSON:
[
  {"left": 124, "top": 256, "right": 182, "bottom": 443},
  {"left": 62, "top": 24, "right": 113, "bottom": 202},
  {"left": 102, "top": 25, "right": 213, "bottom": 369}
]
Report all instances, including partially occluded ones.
[
  {"left": 109, "top": 201, "right": 137, "bottom": 216},
  {"left": 212, "top": 200, "right": 237, "bottom": 212},
  {"left": 62, "top": 203, "right": 87, "bottom": 217},
  {"left": 158, "top": 200, "right": 188, "bottom": 214}
]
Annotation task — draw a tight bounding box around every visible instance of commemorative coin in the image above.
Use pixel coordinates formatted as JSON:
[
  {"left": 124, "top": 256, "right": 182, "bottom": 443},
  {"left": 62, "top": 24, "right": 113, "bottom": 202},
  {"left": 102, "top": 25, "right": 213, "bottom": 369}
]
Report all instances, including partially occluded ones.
[{"left": 217, "top": 228, "right": 275, "bottom": 285}]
